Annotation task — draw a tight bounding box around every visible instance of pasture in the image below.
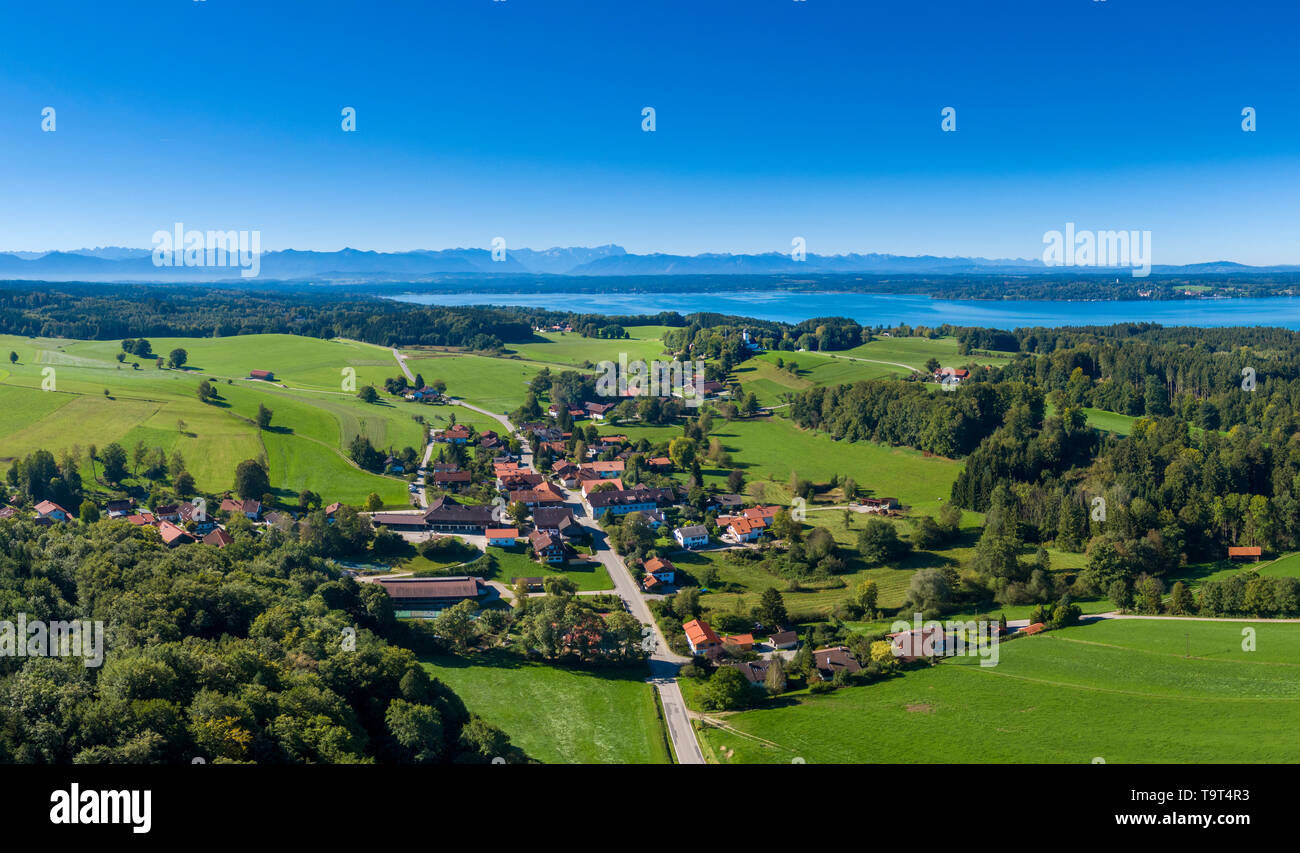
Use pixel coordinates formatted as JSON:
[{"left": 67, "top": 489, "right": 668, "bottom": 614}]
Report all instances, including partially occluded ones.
[
  {"left": 694, "top": 618, "right": 1300, "bottom": 763},
  {"left": 0, "top": 333, "right": 421, "bottom": 506},
  {"left": 421, "top": 651, "right": 671, "bottom": 764}
]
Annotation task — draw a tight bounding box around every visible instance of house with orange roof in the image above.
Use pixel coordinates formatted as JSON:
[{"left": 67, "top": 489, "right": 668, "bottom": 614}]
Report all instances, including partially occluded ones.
[
  {"left": 683, "top": 618, "right": 722, "bottom": 656},
  {"left": 722, "top": 633, "right": 754, "bottom": 651},
  {"left": 726, "top": 516, "right": 766, "bottom": 542},
  {"left": 486, "top": 528, "right": 520, "bottom": 547},
  {"left": 1228, "top": 545, "right": 1262, "bottom": 561},
  {"left": 641, "top": 556, "right": 677, "bottom": 589}
]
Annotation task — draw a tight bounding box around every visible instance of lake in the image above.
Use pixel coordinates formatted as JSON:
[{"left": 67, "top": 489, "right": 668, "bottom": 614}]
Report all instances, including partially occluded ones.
[{"left": 388, "top": 290, "right": 1300, "bottom": 329}]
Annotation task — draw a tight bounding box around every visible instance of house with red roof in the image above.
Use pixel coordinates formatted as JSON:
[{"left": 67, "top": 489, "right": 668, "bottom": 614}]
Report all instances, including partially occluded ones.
[
  {"left": 202, "top": 528, "right": 234, "bottom": 548},
  {"left": 158, "top": 520, "right": 196, "bottom": 546}
]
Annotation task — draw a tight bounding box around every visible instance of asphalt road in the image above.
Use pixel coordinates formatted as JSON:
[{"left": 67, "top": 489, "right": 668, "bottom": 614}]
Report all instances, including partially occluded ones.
[{"left": 567, "top": 487, "right": 705, "bottom": 765}]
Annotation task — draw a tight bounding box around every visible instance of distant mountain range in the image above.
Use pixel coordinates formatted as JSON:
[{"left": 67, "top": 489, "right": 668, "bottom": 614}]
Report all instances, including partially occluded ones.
[{"left": 0, "top": 245, "right": 1295, "bottom": 281}]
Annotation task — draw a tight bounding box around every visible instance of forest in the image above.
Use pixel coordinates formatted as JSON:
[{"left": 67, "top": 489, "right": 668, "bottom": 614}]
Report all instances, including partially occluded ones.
[{"left": 0, "top": 518, "right": 524, "bottom": 764}]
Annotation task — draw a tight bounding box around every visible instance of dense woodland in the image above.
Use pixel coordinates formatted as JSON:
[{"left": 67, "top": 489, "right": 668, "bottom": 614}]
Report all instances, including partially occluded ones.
[
  {"left": 788, "top": 323, "right": 1300, "bottom": 617},
  {"left": 0, "top": 519, "right": 524, "bottom": 764}
]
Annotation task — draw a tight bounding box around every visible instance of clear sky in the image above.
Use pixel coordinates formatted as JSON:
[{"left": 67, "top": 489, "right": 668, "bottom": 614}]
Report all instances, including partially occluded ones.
[{"left": 1, "top": 0, "right": 1297, "bottom": 264}]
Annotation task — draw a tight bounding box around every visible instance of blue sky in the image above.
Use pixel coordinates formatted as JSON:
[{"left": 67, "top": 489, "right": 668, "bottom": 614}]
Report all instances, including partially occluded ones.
[{"left": 1, "top": 0, "right": 1297, "bottom": 264}]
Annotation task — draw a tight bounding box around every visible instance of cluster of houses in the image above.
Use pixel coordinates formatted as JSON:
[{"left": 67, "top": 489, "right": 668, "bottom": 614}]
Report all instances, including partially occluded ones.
[
  {"left": 715, "top": 504, "right": 780, "bottom": 544},
  {"left": 681, "top": 617, "right": 868, "bottom": 688},
  {"left": 0, "top": 492, "right": 313, "bottom": 549},
  {"left": 371, "top": 443, "right": 604, "bottom": 566}
]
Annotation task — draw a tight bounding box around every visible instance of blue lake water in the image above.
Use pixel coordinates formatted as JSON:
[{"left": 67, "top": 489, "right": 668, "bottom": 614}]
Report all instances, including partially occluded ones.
[{"left": 389, "top": 291, "right": 1300, "bottom": 330}]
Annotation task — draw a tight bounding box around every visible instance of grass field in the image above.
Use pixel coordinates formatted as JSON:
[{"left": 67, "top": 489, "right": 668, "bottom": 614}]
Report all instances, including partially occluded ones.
[
  {"left": 699, "top": 415, "right": 963, "bottom": 516},
  {"left": 504, "top": 325, "right": 669, "bottom": 368},
  {"left": 470, "top": 546, "right": 615, "bottom": 592},
  {"left": 0, "top": 333, "right": 418, "bottom": 506},
  {"left": 422, "top": 651, "right": 670, "bottom": 764},
  {"left": 734, "top": 351, "right": 905, "bottom": 406},
  {"left": 840, "top": 335, "right": 1016, "bottom": 370},
  {"left": 1081, "top": 407, "right": 1138, "bottom": 436},
  {"left": 399, "top": 352, "right": 550, "bottom": 413},
  {"left": 694, "top": 618, "right": 1300, "bottom": 763}
]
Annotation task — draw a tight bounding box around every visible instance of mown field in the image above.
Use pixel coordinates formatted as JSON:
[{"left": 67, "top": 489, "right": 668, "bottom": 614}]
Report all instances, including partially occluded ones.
[
  {"left": 693, "top": 618, "right": 1300, "bottom": 763},
  {"left": 699, "top": 415, "right": 963, "bottom": 517},
  {"left": 0, "top": 333, "right": 422, "bottom": 506},
  {"left": 422, "top": 651, "right": 670, "bottom": 764},
  {"left": 504, "top": 325, "right": 669, "bottom": 368}
]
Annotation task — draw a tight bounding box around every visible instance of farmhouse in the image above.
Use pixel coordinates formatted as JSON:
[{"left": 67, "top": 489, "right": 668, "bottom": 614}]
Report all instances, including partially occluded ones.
[
  {"left": 499, "top": 471, "right": 544, "bottom": 491},
  {"left": 432, "top": 470, "right": 473, "bottom": 490},
  {"left": 202, "top": 528, "right": 234, "bottom": 548},
  {"left": 248, "top": 369, "right": 275, "bottom": 381},
  {"left": 728, "top": 659, "right": 772, "bottom": 688},
  {"left": 528, "top": 530, "right": 566, "bottom": 564},
  {"left": 177, "top": 502, "right": 216, "bottom": 532},
  {"left": 105, "top": 499, "right": 133, "bottom": 518},
  {"left": 157, "top": 520, "right": 196, "bottom": 547},
  {"left": 34, "top": 500, "right": 72, "bottom": 523},
  {"left": 813, "top": 646, "right": 862, "bottom": 680},
  {"left": 683, "top": 619, "right": 722, "bottom": 656},
  {"left": 374, "top": 576, "right": 485, "bottom": 611},
  {"left": 154, "top": 503, "right": 181, "bottom": 522},
  {"left": 220, "top": 498, "right": 262, "bottom": 519},
  {"left": 509, "top": 483, "right": 565, "bottom": 508},
  {"left": 581, "top": 478, "right": 623, "bottom": 497},
  {"left": 435, "top": 424, "right": 472, "bottom": 444},
  {"left": 889, "top": 626, "right": 952, "bottom": 661},
  {"left": 584, "top": 401, "right": 616, "bottom": 420},
  {"left": 532, "top": 506, "right": 581, "bottom": 538},
  {"left": 642, "top": 556, "right": 677, "bottom": 589},
  {"left": 725, "top": 516, "right": 765, "bottom": 542},
  {"left": 674, "top": 525, "right": 709, "bottom": 549},
  {"left": 423, "top": 497, "right": 494, "bottom": 533},
  {"left": 1228, "top": 545, "right": 1262, "bottom": 561}
]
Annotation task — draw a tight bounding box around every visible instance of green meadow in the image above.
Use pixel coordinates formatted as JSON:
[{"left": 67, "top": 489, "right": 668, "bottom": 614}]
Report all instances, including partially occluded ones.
[
  {"left": 699, "top": 415, "right": 963, "bottom": 516},
  {"left": 399, "top": 352, "right": 549, "bottom": 414},
  {"left": 694, "top": 618, "right": 1300, "bottom": 763},
  {"left": 0, "top": 333, "right": 421, "bottom": 506},
  {"left": 422, "top": 651, "right": 670, "bottom": 764},
  {"left": 504, "top": 325, "right": 669, "bottom": 368}
]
